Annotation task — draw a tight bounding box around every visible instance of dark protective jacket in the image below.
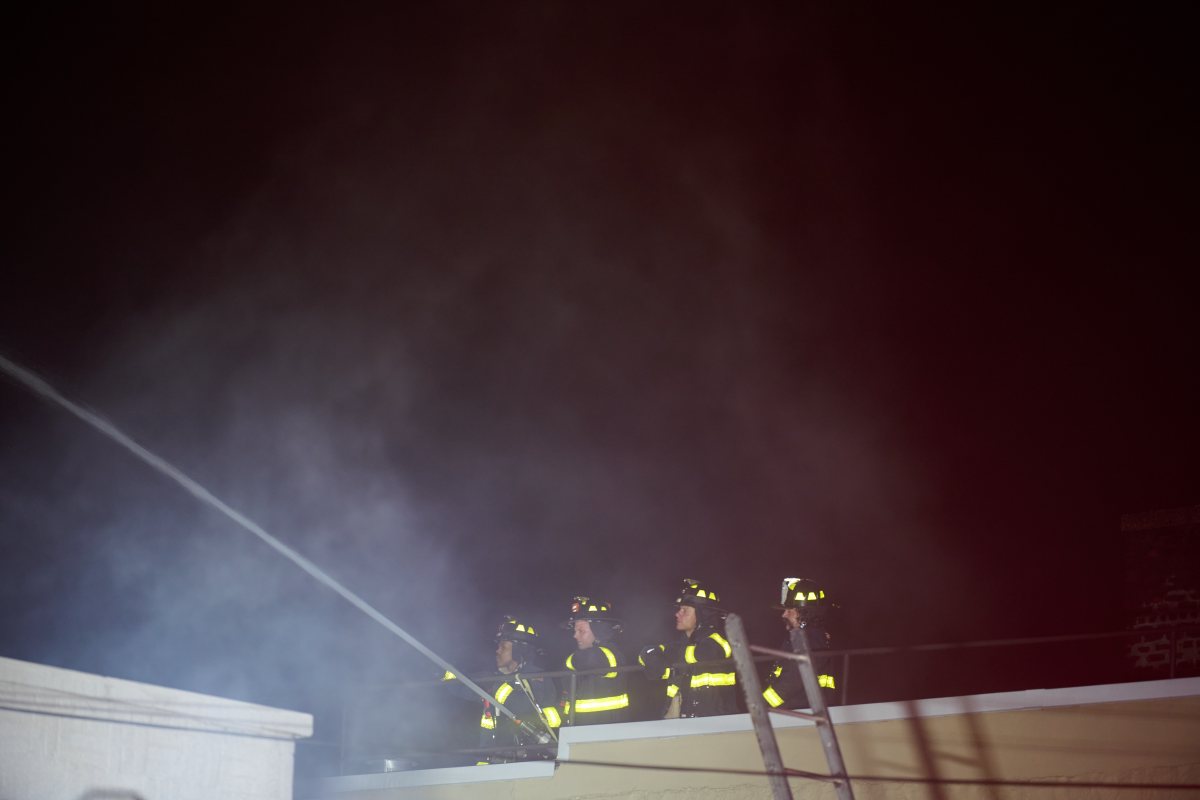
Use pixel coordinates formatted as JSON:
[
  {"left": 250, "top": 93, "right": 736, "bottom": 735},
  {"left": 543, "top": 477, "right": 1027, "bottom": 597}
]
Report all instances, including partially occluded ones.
[
  {"left": 641, "top": 624, "right": 738, "bottom": 718},
  {"left": 562, "top": 643, "right": 630, "bottom": 725},
  {"left": 761, "top": 622, "right": 837, "bottom": 710},
  {"left": 442, "top": 665, "right": 561, "bottom": 763}
]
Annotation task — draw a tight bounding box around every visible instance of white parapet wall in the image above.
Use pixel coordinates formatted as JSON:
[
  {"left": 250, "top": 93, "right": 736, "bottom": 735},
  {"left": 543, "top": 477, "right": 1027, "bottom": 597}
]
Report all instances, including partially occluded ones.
[{"left": 0, "top": 655, "right": 313, "bottom": 800}]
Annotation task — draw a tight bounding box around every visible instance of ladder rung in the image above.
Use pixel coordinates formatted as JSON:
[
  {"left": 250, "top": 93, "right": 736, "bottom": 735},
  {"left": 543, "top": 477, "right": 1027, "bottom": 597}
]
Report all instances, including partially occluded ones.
[
  {"left": 769, "top": 708, "right": 827, "bottom": 723},
  {"left": 751, "top": 644, "right": 811, "bottom": 663}
]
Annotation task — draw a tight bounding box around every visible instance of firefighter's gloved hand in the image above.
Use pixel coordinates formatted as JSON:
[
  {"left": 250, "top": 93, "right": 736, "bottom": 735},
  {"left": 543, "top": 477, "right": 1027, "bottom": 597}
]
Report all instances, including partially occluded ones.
[
  {"left": 639, "top": 643, "right": 668, "bottom": 676},
  {"left": 639, "top": 643, "right": 664, "bottom": 660}
]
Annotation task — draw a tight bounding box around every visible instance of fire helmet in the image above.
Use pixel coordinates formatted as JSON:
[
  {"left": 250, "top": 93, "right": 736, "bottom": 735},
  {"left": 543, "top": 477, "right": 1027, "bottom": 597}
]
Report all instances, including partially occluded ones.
[
  {"left": 564, "top": 596, "right": 622, "bottom": 642},
  {"left": 779, "top": 577, "right": 827, "bottom": 610},
  {"left": 564, "top": 596, "right": 620, "bottom": 625},
  {"left": 676, "top": 578, "right": 722, "bottom": 608},
  {"left": 495, "top": 614, "right": 540, "bottom": 646}
]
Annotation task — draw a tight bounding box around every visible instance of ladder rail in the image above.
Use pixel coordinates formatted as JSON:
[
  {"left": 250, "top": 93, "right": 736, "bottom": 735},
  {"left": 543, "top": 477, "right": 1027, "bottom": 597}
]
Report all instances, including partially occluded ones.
[
  {"left": 788, "top": 626, "right": 855, "bottom": 800},
  {"left": 726, "top": 613, "right": 794, "bottom": 800}
]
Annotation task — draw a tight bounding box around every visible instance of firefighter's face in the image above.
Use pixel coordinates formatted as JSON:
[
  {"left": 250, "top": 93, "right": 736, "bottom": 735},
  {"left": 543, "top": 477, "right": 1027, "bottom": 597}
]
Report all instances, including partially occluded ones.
[
  {"left": 573, "top": 620, "right": 595, "bottom": 650},
  {"left": 674, "top": 604, "right": 697, "bottom": 634},
  {"left": 495, "top": 639, "right": 517, "bottom": 672},
  {"left": 781, "top": 607, "right": 802, "bottom": 630}
]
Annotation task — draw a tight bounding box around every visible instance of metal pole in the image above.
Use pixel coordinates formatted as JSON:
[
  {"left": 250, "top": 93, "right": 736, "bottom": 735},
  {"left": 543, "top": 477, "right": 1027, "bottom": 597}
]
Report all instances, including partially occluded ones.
[
  {"left": 726, "top": 613, "right": 793, "bottom": 800},
  {"left": 568, "top": 672, "right": 577, "bottom": 727},
  {"left": 841, "top": 652, "right": 850, "bottom": 707}
]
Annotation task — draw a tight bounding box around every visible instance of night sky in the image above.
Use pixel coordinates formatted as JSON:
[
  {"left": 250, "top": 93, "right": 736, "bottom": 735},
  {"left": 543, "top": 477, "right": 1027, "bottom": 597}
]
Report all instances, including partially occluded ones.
[{"left": 2, "top": 2, "right": 1197, "bottom": 773}]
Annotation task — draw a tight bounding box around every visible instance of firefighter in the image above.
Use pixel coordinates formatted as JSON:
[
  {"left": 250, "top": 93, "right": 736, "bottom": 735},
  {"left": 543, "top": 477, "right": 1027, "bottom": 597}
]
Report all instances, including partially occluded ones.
[
  {"left": 561, "top": 596, "right": 631, "bottom": 725},
  {"left": 639, "top": 578, "right": 738, "bottom": 718},
  {"left": 443, "top": 614, "right": 562, "bottom": 763},
  {"left": 761, "top": 577, "right": 839, "bottom": 710}
]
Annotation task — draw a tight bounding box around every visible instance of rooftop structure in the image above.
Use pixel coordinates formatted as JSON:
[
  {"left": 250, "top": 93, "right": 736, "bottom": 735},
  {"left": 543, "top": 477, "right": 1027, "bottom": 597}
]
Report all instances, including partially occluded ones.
[
  {"left": 0, "top": 655, "right": 313, "bottom": 800},
  {"left": 1124, "top": 505, "right": 1200, "bottom": 678},
  {"left": 307, "top": 676, "right": 1200, "bottom": 799}
]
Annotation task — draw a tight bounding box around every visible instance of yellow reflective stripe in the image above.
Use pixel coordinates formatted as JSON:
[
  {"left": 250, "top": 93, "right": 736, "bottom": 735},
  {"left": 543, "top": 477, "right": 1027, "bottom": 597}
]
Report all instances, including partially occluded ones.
[
  {"left": 442, "top": 670, "right": 456, "bottom": 681},
  {"left": 599, "top": 646, "right": 618, "bottom": 678},
  {"left": 660, "top": 668, "right": 670, "bottom": 679},
  {"left": 480, "top": 714, "right": 496, "bottom": 729},
  {"left": 575, "top": 693, "right": 630, "bottom": 713},
  {"left": 819, "top": 674, "right": 836, "bottom": 689},
  {"left": 690, "top": 671, "right": 737, "bottom": 688},
  {"left": 763, "top": 686, "right": 785, "bottom": 708},
  {"left": 495, "top": 683, "right": 514, "bottom": 704},
  {"left": 686, "top": 634, "right": 731, "bottom": 664},
  {"left": 543, "top": 706, "right": 562, "bottom": 728},
  {"left": 566, "top": 647, "right": 614, "bottom": 681},
  {"left": 771, "top": 665, "right": 782, "bottom": 678},
  {"left": 666, "top": 683, "right": 680, "bottom": 698}
]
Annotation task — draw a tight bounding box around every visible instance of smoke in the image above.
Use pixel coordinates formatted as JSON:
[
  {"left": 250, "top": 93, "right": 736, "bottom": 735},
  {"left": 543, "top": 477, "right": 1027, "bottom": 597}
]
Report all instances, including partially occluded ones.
[
  {"left": 3, "top": 2, "right": 1127, "bottom": 774},
  {"left": 1, "top": 73, "right": 912, "bottom": 740}
]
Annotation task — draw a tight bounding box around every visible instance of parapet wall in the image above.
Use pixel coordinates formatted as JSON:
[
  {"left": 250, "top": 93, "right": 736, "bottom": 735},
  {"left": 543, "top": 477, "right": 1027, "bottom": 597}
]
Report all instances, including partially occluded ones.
[
  {"left": 0, "top": 656, "right": 313, "bottom": 800},
  {"left": 310, "top": 677, "right": 1200, "bottom": 799}
]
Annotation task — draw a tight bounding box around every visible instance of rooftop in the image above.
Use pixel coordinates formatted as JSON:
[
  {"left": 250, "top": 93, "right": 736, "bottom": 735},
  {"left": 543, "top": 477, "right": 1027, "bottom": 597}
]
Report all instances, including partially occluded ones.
[{"left": 306, "top": 675, "right": 1200, "bottom": 799}]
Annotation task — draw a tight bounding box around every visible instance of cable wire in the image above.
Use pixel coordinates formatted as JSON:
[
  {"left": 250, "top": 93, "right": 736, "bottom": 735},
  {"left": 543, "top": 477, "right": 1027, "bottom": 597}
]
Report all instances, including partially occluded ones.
[{"left": 558, "top": 758, "right": 1200, "bottom": 791}]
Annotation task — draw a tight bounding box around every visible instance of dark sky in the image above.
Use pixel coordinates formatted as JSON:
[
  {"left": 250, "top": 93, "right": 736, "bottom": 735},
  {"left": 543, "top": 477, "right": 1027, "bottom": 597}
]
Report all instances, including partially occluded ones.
[{"left": 1, "top": 0, "right": 1197, "bottom": 765}]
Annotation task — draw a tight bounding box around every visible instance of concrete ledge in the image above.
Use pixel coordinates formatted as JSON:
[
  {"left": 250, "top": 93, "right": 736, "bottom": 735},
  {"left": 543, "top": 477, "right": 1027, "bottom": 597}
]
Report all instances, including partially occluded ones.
[
  {"left": 316, "top": 760, "right": 556, "bottom": 794},
  {"left": 0, "top": 656, "right": 313, "bottom": 800},
  {"left": 555, "top": 675, "right": 1200, "bottom": 756},
  {"left": 0, "top": 655, "right": 312, "bottom": 740}
]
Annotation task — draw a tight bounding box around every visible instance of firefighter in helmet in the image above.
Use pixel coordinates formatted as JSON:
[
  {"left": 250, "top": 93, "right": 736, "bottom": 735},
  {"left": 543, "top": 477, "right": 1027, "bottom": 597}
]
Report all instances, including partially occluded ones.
[
  {"left": 639, "top": 579, "right": 738, "bottom": 718},
  {"left": 561, "top": 596, "right": 631, "bottom": 725},
  {"left": 761, "top": 577, "right": 839, "bottom": 710},
  {"left": 443, "top": 614, "right": 562, "bottom": 763}
]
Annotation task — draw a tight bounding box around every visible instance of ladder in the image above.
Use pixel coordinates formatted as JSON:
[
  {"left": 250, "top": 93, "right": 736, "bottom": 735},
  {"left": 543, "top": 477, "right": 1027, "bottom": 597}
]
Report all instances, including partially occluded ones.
[{"left": 725, "top": 613, "right": 855, "bottom": 800}]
